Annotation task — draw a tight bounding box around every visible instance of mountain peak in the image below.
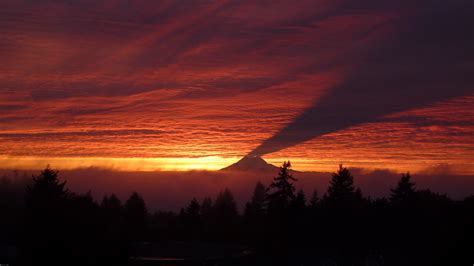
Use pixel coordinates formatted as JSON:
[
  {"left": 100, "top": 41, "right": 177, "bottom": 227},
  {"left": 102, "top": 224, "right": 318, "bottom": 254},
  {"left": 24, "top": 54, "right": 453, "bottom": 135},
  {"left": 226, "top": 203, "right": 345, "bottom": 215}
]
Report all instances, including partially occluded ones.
[{"left": 220, "top": 155, "right": 279, "bottom": 172}]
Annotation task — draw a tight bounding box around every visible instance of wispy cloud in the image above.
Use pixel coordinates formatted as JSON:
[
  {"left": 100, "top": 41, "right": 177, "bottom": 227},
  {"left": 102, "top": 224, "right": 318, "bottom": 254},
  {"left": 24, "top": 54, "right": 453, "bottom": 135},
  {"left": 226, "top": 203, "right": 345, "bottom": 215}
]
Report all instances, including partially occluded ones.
[{"left": 0, "top": 0, "right": 472, "bottom": 173}]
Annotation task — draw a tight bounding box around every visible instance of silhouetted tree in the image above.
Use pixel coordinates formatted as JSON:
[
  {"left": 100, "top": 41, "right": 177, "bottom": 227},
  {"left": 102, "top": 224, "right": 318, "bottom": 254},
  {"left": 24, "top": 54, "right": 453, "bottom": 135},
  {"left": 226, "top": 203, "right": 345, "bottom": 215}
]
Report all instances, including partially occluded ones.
[
  {"left": 309, "top": 189, "right": 320, "bottom": 210},
  {"left": 263, "top": 162, "right": 298, "bottom": 259},
  {"left": 25, "top": 166, "right": 69, "bottom": 209},
  {"left": 390, "top": 172, "right": 415, "bottom": 203},
  {"left": 101, "top": 194, "right": 122, "bottom": 212},
  {"left": 323, "top": 164, "right": 359, "bottom": 208},
  {"left": 64, "top": 192, "right": 104, "bottom": 264},
  {"left": 291, "top": 189, "right": 306, "bottom": 211},
  {"left": 214, "top": 189, "right": 238, "bottom": 222},
  {"left": 124, "top": 192, "right": 148, "bottom": 241},
  {"left": 243, "top": 182, "right": 267, "bottom": 244},
  {"left": 200, "top": 197, "right": 213, "bottom": 238},
  {"left": 0, "top": 174, "right": 28, "bottom": 246},
  {"left": 266, "top": 161, "right": 296, "bottom": 213},
  {"left": 290, "top": 189, "right": 308, "bottom": 240},
  {"left": 186, "top": 197, "right": 201, "bottom": 217},
  {"left": 101, "top": 194, "right": 122, "bottom": 222},
  {"left": 320, "top": 165, "right": 366, "bottom": 264},
  {"left": 212, "top": 189, "right": 238, "bottom": 239},
  {"left": 244, "top": 181, "right": 266, "bottom": 219},
  {"left": 100, "top": 194, "right": 127, "bottom": 262},
  {"left": 183, "top": 197, "right": 202, "bottom": 239},
  {"left": 22, "top": 166, "right": 70, "bottom": 265},
  {"left": 201, "top": 197, "right": 213, "bottom": 218},
  {"left": 101, "top": 194, "right": 123, "bottom": 223}
]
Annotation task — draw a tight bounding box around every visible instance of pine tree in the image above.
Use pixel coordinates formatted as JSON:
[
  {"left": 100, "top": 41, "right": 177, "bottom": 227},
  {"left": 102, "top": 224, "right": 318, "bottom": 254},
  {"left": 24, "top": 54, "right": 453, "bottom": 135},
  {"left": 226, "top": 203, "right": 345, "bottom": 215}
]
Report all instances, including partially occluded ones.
[
  {"left": 100, "top": 194, "right": 124, "bottom": 248},
  {"left": 292, "top": 189, "right": 307, "bottom": 210},
  {"left": 25, "top": 165, "right": 69, "bottom": 209},
  {"left": 244, "top": 181, "right": 266, "bottom": 218},
  {"left": 390, "top": 172, "right": 416, "bottom": 203},
  {"left": 101, "top": 194, "right": 123, "bottom": 218},
  {"left": 185, "top": 198, "right": 201, "bottom": 219},
  {"left": 309, "top": 190, "right": 319, "bottom": 209},
  {"left": 183, "top": 197, "right": 202, "bottom": 239},
  {"left": 266, "top": 161, "right": 297, "bottom": 212},
  {"left": 124, "top": 192, "right": 148, "bottom": 240},
  {"left": 214, "top": 188, "right": 238, "bottom": 221},
  {"left": 24, "top": 166, "right": 70, "bottom": 264},
  {"left": 212, "top": 189, "right": 238, "bottom": 239},
  {"left": 201, "top": 197, "right": 213, "bottom": 216},
  {"left": 323, "top": 164, "right": 357, "bottom": 207},
  {"left": 201, "top": 197, "right": 213, "bottom": 223}
]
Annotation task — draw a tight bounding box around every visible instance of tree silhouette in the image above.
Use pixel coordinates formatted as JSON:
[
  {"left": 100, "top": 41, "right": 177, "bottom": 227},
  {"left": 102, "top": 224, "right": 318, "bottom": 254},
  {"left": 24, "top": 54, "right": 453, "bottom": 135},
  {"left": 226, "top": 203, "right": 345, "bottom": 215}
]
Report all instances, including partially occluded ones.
[
  {"left": 100, "top": 194, "right": 124, "bottom": 234},
  {"left": 101, "top": 194, "right": 122, "bottom": 210},
  {"left": 181, "top": 198, "right": 202, "bottom": 239},
  {"left": 23, "top": 166, "right": 70, "bottom": 265},
  {"left": 243, "top": 182, "right": 267, "bottom": 244},
  {"left": 291, "top": 189, "right": 306, "bottom": 211},
  {"left": 213, "top": 188, "right": 238, "bottom": 222},
  {"left": 390, "top": 172, "right": 415, "bottom": 203},
  {"left": 266, "top": 161, "right": 296, "bottom": 213},
  {"left": 0, "top": 173, "right": 28, "bottom": 247},
  {"left": 201, "top": 197, "right": 213, "bottom": 218},
  {"left": 65, "top": 192, "right": 104, "bottom": 264},
  {"left": 124, "top": 192, "right": 148, "bottom": 241},
  {"left": 323, "top": 164, "right": 357, "bottom": 207},
  {"left": 101, "top": 194, "right": 123, "bottom": 222},
  {"left": 99, "top": 194, "right": 127, "bottom": 263},
  {"left": 309, "top": 189, "right": 319, "bottom": 210},
  {"left": 244, "top": 181, "right": 266, "bottom": 219},
  {"left": 25, "top": 166, "right": 69, "bottom": 209},
  {"left": 186, "top": 197, "right": 201, "bottom": 218},
  {"left": 198, "top": 197, "right": 213, "bottom": 239},
  {"left": 212, "top": 189, "right": 238, "bottom": 239},
  {"left": 200, "top": 197, "right": 213, "bottom": 226}
]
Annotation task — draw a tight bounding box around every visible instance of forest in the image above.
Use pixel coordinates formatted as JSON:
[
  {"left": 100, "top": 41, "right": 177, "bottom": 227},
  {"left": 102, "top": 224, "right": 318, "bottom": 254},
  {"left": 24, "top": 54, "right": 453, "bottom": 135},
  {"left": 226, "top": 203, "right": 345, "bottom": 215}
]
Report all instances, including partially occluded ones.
[{"left": 0, "top": 162, "right": 472, "bottom": 266}]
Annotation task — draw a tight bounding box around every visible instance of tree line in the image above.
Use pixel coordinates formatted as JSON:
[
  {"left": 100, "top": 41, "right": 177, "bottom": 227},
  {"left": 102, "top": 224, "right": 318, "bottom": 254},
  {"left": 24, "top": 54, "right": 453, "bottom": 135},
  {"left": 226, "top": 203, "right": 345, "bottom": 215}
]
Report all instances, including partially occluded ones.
[{"left": 0, "top": 162, "right": 473, "bottom": 266}]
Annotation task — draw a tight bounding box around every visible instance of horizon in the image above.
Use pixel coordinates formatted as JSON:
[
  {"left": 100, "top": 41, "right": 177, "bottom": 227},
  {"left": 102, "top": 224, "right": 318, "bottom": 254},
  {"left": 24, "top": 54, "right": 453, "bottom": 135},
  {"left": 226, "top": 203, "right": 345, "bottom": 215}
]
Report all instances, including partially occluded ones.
[
  {"left": 1, "top": 154, "right": 472, "bottom": 174},
  {"left": 2, "top": 158, "right": 473, "bottom": 212}
]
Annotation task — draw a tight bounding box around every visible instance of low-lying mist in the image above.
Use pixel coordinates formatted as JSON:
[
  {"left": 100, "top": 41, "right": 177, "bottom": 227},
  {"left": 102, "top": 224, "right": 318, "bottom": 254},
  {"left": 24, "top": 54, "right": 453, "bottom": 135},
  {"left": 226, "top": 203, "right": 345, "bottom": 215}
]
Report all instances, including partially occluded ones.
[{"left": 2, "top": 166, "right": 473, "bottom": 211}]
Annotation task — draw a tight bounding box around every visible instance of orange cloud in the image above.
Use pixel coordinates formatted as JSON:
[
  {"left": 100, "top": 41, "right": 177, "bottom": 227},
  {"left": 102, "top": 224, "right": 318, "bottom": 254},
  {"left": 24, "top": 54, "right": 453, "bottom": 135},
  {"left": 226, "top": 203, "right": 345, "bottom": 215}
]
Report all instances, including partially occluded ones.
[{"left": 0, "top": 0, "right": 472, "bottom": 175}]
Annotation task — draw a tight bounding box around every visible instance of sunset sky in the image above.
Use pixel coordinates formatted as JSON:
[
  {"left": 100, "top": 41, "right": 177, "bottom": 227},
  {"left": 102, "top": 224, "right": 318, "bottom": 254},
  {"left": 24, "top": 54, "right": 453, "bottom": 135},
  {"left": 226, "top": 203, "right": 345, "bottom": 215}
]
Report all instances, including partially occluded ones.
[{"left": 1, "top": 0, "right": 473, "bottom": 174}]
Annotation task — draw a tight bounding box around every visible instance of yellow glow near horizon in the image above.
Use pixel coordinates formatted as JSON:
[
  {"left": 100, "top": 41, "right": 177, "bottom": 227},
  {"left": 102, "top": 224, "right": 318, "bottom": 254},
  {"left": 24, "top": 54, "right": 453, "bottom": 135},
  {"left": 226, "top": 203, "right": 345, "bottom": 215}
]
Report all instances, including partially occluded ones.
[
  {"left": 0, "top": 156, "right": 238, "bottom": 172},
  {"left": 1, "top": 155, "right": 470, "bottom": 175}
]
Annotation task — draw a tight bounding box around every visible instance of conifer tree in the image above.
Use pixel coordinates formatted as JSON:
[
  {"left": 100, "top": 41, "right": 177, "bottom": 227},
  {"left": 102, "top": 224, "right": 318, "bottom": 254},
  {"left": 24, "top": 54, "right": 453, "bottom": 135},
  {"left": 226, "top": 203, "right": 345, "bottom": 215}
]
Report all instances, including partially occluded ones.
[
  {"left": 185, "top": 198, "right": 201, "bottom": 220},
  {"left": 124, "top": 192, "right": 148, "bottom": 240},
  {"left": 292, "top": 189, "right": 307, "bottom": 210},
  {"left": 309, "top": 190, "right": 319, "bottom": 209},
  {"left": 200, "top": 197, "right": 213, "bottom": 224},
  {"left": 266, "top": 161, "right": 296, "bottom": 212},
  {"left": 214, "top": 188, "right": 238, "bottom": 221},
  {"left": 390, "top": 172, "right": 416, "bottom": 203},
  {"left": 24, "top": 166, "right": 70, "bottom": 264},
  {"left": 244, "top": 181, "right": 266, "bottom": 218},
  {"left": 323, "top": 164, "right": 357, "bottom": 207},
  {"left": 25, "top": 165, "right": 69, "bottom": 208}
]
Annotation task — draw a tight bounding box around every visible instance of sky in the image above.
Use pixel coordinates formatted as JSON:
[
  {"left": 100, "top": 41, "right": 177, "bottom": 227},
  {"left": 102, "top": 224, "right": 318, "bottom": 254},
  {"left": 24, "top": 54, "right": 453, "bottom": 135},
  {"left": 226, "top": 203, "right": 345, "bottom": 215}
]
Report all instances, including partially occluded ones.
[{"left": 0, "top": 0, "right": 473, "bottom": 174}]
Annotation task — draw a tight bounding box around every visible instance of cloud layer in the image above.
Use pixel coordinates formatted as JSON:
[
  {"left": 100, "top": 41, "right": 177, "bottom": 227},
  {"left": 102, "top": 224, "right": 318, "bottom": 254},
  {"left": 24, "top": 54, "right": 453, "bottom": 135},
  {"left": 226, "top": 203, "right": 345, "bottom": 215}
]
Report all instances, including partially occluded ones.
[
  {"left": 0, "top": 0, "right": 472, "bottom": 173},
  {"left": 251, "top": 0, "right": 474, "bottom": 156}
]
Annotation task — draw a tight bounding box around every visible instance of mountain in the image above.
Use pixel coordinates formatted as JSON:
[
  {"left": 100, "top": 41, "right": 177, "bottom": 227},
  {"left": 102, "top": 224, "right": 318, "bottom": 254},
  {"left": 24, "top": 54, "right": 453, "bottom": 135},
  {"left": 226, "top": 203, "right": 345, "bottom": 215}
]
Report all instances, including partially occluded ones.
[{"left": 220, "top": 156, "right": 279, "bottom": 172}]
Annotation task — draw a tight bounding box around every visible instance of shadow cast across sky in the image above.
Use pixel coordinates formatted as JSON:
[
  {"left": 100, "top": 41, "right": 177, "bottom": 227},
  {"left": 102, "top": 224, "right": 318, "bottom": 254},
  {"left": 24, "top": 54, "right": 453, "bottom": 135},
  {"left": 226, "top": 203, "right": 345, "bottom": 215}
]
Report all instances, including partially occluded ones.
[{"left": 250, "top": 0, "right": 474, "bottom": 156}]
